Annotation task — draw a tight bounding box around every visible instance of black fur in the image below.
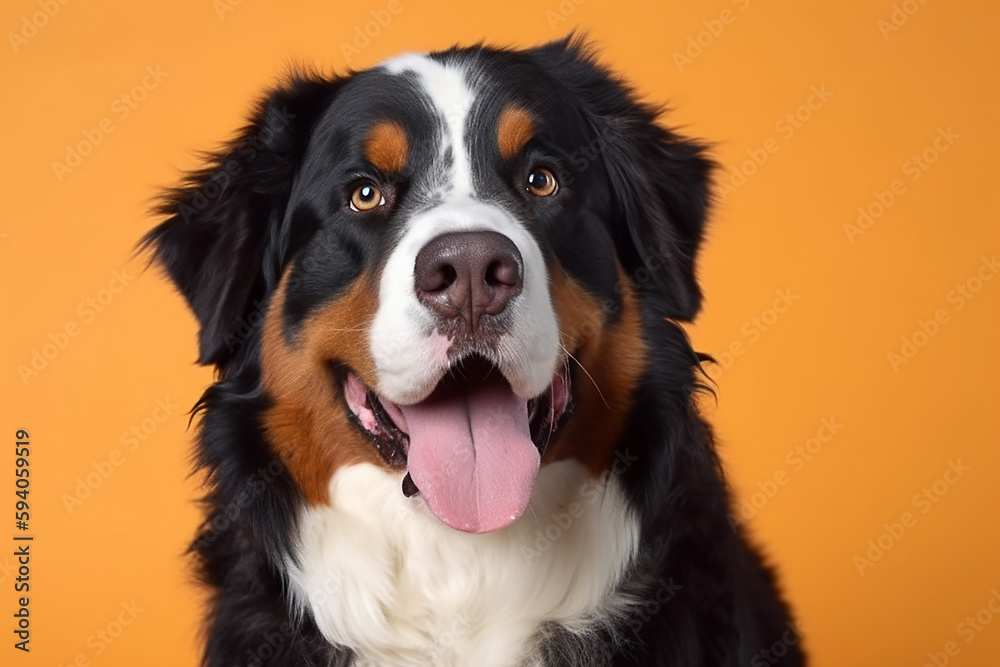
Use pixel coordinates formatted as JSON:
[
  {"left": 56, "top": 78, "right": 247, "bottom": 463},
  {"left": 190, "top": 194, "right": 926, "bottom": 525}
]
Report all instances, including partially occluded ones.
[{"left": 145, "top": 37, "right": 803, "bottom": 666}]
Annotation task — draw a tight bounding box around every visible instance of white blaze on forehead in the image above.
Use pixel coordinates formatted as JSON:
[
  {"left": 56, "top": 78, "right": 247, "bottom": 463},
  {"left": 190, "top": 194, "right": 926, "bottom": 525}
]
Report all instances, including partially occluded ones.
[{"left": 382, "top": 53, "right": 476, "bottom": 197}]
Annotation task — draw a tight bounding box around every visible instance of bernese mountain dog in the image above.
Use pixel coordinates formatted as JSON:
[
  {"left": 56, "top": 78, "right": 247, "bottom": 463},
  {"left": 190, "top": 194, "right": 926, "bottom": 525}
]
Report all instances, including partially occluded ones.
[{"left": 144, "top": 38, "right": 805, "bottom": 667}]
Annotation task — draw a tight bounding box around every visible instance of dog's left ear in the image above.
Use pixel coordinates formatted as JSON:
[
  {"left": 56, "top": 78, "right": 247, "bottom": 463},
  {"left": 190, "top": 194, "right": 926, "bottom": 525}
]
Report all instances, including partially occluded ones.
[
  {"left": 143, "top": 75, "right": 341, "bottom": 366},
  {"left": 530, "top": 37, "right": 714, "bottom": 321}
]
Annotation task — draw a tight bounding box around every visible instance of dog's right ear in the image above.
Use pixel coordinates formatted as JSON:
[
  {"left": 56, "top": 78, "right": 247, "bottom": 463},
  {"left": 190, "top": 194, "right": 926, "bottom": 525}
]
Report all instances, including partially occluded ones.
[
  {"left": 143, "top": 75, "right": 342, "bottom": 367},
  {"left": 528, "top": 37, "right": 714, "bottom": 322}
]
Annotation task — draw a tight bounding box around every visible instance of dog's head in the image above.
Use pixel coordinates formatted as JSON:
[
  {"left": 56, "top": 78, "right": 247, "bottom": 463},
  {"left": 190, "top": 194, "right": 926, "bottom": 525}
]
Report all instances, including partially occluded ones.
[{"left": 146, "top": 39, "right": 711, "bottom": 534}]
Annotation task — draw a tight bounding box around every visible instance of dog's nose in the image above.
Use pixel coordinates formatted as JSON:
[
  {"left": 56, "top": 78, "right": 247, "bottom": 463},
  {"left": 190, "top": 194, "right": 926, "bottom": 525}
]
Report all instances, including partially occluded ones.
[{"left": 414, "top": 231, "right": 523, "bottom": 331}]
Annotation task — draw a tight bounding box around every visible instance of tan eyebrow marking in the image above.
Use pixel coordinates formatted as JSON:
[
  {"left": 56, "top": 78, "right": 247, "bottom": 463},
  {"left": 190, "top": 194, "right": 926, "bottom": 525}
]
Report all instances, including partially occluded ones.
[
  {"left": 497, "top": 105, "right": 535, "bottom": 160},
  {"left": 364, "top": 120, "right": 409, "bottom": 173}
]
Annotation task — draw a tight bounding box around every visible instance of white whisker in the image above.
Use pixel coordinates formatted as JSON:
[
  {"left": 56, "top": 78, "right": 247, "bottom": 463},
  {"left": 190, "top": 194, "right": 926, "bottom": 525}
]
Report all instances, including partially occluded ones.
[{"left": 561, "top": 344, "right": 609, "bottom": 409}]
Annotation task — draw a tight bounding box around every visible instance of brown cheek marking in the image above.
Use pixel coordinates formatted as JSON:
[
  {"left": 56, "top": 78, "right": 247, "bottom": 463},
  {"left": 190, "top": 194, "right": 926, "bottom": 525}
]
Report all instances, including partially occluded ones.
[
  {"left": 364, "top": 121, "right": 408, "bottom": 173},
  {"left": 542, "top": 268, "right": 647, "bottom": 477},
  {"left": 261, "top": 271, "right": 384, "bottom": 505},
  {"left": 497, "top": 105, "right": 535, "bottom": 161}
]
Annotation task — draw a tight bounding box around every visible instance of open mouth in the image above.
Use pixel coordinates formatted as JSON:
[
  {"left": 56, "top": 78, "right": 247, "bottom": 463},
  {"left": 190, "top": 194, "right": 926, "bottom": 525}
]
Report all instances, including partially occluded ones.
[{"left": 342, "top": 355, "right": 571, "bottom": 533}]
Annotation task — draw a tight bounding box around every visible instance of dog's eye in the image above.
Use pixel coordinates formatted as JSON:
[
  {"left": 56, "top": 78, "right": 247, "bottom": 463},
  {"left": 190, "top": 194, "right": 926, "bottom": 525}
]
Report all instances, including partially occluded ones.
[
  {"left": 526, "top": 167, "right": 558, "bottom": 197},
  {"left": 350, "top": 182, "right": 385, "bottom": 211}
]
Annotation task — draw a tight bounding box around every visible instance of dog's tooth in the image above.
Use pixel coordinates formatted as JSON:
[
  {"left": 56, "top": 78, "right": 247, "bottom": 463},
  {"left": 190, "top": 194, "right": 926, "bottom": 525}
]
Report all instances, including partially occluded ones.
[{"left": 401, "top": 473, "right": 419, "bottom": 498}]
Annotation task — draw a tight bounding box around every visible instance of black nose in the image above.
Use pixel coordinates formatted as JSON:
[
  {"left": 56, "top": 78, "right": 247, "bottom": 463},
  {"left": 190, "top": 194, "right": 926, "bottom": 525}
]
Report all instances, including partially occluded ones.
[{"left": 414, "top": 231, "right": 523, "bottom": 331}]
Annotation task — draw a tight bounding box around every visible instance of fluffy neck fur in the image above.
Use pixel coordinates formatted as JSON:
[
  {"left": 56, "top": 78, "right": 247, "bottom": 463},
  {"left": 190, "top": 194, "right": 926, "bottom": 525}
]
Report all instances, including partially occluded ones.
[{"left": 286, "top": 460, "right": 640, "bottom": 667}]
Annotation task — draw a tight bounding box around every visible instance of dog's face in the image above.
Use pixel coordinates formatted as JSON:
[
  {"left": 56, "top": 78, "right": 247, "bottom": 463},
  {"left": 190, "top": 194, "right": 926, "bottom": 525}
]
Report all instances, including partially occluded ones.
[{"left": 147, "top": 40, "right": 711, "bottom": 534}]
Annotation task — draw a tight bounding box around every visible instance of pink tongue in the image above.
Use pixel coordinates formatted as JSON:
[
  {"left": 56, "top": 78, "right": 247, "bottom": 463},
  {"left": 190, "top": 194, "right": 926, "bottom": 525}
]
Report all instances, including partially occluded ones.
[{"left": 400, "top": 380, "right": 539, "bottom": 533}]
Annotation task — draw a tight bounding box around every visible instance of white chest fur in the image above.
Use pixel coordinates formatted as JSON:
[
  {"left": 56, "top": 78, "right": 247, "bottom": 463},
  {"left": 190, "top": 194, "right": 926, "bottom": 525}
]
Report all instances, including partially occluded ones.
[{"left": 286, "top": 460, "right": 639, "bottom": 667}]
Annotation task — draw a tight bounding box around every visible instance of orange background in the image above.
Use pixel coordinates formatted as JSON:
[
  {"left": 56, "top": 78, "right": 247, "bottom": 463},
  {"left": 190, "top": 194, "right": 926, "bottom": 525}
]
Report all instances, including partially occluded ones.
[{"left": 2, "top": 1, "right": 998, "bottom": 665}]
